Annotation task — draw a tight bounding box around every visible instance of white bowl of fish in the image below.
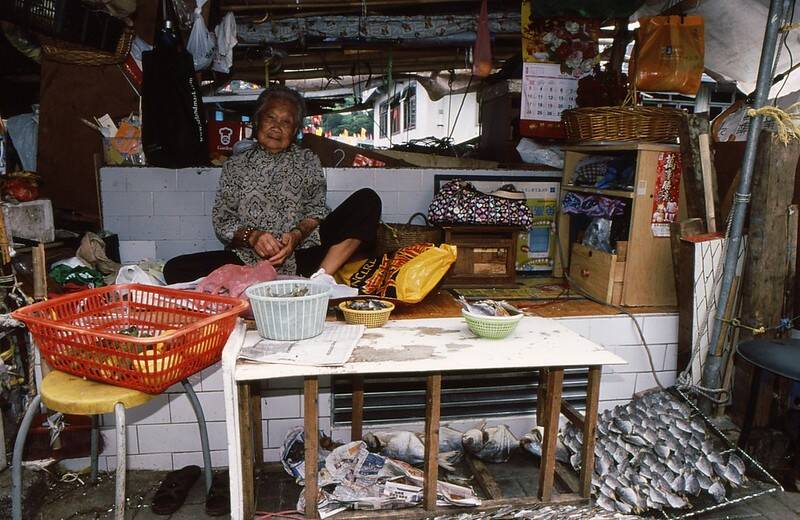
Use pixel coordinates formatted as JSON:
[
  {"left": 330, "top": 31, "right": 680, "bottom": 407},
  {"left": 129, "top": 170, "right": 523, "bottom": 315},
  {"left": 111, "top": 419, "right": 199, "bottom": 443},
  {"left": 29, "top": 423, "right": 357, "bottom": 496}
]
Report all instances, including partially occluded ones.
[
  {"left": 459, "top": 298, "right": 524, "bottom": 340},
  {"left": 339, "top": 299, "right": 395, "bottom": 328},
  {"left": 245, "top": 280, "right": 331, "bottom": 340}
]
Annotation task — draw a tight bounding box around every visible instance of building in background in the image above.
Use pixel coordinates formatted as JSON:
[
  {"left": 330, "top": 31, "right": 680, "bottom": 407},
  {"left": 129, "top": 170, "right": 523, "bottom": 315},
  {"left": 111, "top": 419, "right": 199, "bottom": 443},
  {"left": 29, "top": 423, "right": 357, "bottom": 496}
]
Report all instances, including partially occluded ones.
[{"left": 371, "top": 80, "right": 480, "bottom": 148}]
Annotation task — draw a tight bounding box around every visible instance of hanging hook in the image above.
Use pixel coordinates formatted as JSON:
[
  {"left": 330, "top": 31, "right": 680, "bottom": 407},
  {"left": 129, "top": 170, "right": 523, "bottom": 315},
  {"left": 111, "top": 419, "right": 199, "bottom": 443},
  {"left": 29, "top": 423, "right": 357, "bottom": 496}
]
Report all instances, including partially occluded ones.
[{"left": 253, "top": 11, "right": 270, "bottom": 24}]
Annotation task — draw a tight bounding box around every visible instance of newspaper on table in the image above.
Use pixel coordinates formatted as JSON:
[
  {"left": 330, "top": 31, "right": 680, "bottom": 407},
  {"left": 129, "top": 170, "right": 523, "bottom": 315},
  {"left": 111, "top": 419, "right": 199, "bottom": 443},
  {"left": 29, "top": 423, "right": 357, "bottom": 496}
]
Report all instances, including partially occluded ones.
[
  {"left": 289, "top": 437, "right": 481, "bottom": 517},
  {"left": 238, "top": 322, "right": 364, "bottom": 367}
]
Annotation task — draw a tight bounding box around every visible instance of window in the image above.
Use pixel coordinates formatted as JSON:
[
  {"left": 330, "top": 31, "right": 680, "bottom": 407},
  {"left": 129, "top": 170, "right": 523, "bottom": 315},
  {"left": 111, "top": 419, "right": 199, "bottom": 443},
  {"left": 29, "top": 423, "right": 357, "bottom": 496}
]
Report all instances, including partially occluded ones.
[
  {"left": 390, "top": 101, "right": 401, "bottom": 135},
  {"left": 379, "top": 101, "right": 389, "bottom": 138},
  {"left": 403, "top": 87, "right": 416, "bottom": 131}
]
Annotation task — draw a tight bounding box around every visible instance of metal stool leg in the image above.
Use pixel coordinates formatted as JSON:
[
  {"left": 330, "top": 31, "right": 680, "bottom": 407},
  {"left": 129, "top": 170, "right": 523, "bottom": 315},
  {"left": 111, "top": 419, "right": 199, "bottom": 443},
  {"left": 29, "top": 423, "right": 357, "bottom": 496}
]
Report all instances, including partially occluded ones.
[
  {"left": 90, "top": 415, "right": 100, "bottom": 482},
  {"left": 182, "top": 379, "right": 213, "bottom": 493},
  {"left": 114, "top": 403, "right": 126, "bottom": 520},
  {"left": 12, "top": 394, "right": 42, "bottom": 520},
  {"left": 739, "top": 366, "right": 765, "bottom": 449}
]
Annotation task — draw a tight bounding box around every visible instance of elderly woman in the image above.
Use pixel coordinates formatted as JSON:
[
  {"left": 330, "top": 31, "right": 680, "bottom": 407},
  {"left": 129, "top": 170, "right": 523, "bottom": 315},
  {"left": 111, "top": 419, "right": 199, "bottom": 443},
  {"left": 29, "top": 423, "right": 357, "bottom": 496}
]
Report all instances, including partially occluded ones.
[{"left": 163, "top": 85, "right": 382, "bottom": 285}]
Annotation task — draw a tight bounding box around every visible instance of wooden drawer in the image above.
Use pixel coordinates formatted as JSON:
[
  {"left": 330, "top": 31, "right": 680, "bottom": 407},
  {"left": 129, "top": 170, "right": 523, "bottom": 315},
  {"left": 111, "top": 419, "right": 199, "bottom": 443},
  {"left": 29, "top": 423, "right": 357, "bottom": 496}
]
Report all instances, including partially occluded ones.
[
  {"left": 569, "top": 243, "right": 627, "bottom": 304},
  {"left": 442, "top": 225, "right": 521, "bottom": 288}
]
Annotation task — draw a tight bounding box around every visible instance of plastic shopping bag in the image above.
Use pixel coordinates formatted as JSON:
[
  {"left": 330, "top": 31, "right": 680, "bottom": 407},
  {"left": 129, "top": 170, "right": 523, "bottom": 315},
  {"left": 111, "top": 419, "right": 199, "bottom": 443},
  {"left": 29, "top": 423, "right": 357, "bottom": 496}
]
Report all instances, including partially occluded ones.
[
  {"left": 187, "top": 0, "right": 216, "bottom": 71},
  {"left": 337, "top": 243, "right": 457, "bottom": 304},
  {"left": 634, "top": 15, "right": 704, "bottom": 95},
  {"left": 212, "top": 12, "right": 237, "bottom": 73}
]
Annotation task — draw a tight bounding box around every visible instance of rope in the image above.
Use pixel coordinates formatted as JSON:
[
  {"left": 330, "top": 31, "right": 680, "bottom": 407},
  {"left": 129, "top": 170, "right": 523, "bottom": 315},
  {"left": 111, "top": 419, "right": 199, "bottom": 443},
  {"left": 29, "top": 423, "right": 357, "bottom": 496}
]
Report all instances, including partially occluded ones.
[
  {"left": 781, "top": 22, "right": 800, "bottom": 31},
  {"left": 746, "top": 103, "right": 800, "bottom": 144}
]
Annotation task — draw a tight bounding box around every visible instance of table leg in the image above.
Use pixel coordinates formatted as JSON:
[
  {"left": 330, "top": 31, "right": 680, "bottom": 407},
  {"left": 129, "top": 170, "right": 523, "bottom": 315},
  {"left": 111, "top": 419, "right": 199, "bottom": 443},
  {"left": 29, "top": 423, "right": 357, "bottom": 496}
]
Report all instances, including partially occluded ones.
[
  {"left": 537, "top": 368, "right": 549, "bottom": 426},
  {"left": 423, "top": 373, "right": 442, "bottom": 510},
  {"left": 252, "top": 382, "right": 264, "bottom": 467},
  {"left": 351, "top": 375, "right": 364, "bottom": 442},
  {"left": 537, "top": 367, "right": 563, "bottom": 502},
  {"left": 304, "top": 376, "right": 320, "bottom": 519},
  {"left": 237, "top": 382, "right": 256, "bottom": 519},
  {"left": 580, "top": 366, "right": 601, "bottom": 498}
]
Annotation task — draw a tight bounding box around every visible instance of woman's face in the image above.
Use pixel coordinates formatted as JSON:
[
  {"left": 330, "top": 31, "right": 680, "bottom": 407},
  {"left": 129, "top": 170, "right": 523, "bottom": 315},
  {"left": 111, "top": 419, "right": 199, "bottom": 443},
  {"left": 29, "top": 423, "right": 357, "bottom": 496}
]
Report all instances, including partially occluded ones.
[{"left": 257, "top": 98, "right": 298, "bottom": 153}]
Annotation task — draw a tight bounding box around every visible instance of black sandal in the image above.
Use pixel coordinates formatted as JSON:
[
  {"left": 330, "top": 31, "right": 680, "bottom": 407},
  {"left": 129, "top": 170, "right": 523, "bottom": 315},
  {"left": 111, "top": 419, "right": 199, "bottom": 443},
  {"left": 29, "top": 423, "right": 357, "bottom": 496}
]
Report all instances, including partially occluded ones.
[
  {"left": 205, "top": 470, "right": 231, "bottom": 516},
  {"left": 151, "top": 465, "right": 201, "bottom": 515}
]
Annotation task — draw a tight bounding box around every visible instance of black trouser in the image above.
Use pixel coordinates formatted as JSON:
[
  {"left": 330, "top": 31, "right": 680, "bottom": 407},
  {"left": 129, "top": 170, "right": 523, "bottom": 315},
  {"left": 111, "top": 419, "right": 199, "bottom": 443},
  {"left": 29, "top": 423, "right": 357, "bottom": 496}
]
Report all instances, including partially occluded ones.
[{"left": 163, "top": 188, "right": 382, "bottom": 283}]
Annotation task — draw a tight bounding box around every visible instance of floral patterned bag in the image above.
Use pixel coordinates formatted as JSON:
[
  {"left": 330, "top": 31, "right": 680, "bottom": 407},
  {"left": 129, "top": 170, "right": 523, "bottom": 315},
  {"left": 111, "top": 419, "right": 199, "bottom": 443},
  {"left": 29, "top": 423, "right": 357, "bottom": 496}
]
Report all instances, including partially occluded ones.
[{"left": 427, "top": 180, "right": 533, "bottom": 228}]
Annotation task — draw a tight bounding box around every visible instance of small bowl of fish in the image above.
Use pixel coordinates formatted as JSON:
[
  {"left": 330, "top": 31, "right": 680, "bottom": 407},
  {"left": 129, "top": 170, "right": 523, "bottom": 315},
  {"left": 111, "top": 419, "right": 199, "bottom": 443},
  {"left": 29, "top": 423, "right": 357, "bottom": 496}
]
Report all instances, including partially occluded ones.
[
  {"left": 339, "top": 299, "right": 395, "bottom": 328},
  {"left": 459, "top": 299, "right": 524, "bottom": 340}
]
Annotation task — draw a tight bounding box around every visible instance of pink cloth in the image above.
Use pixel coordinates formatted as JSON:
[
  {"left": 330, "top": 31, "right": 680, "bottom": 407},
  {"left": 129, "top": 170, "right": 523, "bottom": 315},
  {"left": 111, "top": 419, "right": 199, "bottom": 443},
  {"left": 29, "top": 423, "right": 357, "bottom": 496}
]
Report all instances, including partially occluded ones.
[{"left": 196, "top": 260, "right": 278, "bottom": 298}]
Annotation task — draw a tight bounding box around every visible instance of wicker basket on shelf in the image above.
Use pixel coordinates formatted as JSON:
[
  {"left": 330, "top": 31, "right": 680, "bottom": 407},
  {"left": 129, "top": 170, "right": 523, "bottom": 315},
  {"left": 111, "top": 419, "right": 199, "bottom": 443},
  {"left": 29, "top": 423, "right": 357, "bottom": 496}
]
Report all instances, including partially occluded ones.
[
  {"left": 375, "top": 212, "right": 442, "bottom": 256},
  {"left": 40, "top": 28, "right": 135, "bottom": 66},
  {"left": 562, "top": 105, "right": 683, "bottom": 143}
]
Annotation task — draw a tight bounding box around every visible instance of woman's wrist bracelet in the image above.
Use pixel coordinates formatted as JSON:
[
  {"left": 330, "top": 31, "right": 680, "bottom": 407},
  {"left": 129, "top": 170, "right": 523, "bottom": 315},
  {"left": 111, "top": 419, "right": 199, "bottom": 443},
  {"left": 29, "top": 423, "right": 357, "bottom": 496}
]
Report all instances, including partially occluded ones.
[{"left": 241, "top": 226, "right": 257, "bottom": 247}]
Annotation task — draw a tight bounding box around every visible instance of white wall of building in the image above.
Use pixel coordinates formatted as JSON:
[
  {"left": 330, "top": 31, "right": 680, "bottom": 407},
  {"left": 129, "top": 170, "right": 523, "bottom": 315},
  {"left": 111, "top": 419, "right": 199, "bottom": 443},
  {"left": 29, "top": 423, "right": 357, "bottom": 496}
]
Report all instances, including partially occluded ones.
[{"left": 371, "top": 81, "right": 480, "bottom": 148}]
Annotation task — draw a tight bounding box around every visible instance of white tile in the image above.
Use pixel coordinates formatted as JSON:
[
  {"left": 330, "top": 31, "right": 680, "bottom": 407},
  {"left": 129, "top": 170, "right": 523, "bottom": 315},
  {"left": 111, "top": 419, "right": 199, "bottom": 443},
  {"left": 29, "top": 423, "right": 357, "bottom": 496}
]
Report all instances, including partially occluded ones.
[
  {"left": 644, "top": 314, "right": 679, "bottom": 344},
  {"left": 154, "top": 192, "right": 205, "bottom": 216},
  {"left": 94, "top": 426, "right": 139, "bottom": 456},
  {"left": 396, "top": 172, "right": 424, "bottom": 192},
  {"left": 377, "top": 192, "right": 398, "bottom": 215},
  {"left": 128, "top": 216, "right": 181, "bottom": 241},
  {"left": 173, "top": 449, "right": 229, "bottom": 469},
  {"left": 555, "top": 318, "right": 591, "bottom": 338},
  {"left": 663, "top": 344, "right": 678, "bottom": 371},
  {"left": 58, "top": 456, "right": 104, "bottom": 472},
  {"left": 100, "top": 168, "right": 127, "bottom": 191},
  {"left": 201, "top": 238, "right": 226, "bottom": 251},
  {"left": 155, "top": 240, "right": 207, "bottom": 261},
  {"left": 381, "top": 213, "right": 407, "bottom": 225},
  {"left": 396, "top": 191, "right": 432, "bottom": 216},
  {"left": 138, "top": 420, "right": 227, "bottom": 453},
  {"left": 102, "top": 191, "right": 154, "bottom": 216},
  {"left": 200, "top": 364, "right": 224, "bottom": 391},
  {"left": 327, "top": 170, "right": 375, "bottom": 191},
  {"left": 325, "top": 191, "right": 349, "bottom": 211},
  {"left": 598, "top": 372, "right": 637, "bottom": 401},
  {"left": 119, "top": 241, "right": 156, "bottom": 264},
  {"left": 170, "top": 391, "right": 227, "bottom": 423},
  {"left": 634, "top": 371, "right": 677, "bottom": 394},
  {"left": 588, "top": 315, "right": 645, "bottom": 347},
  {"left": 263, "top": 389, "right": 301, "bottom": 419},
  {"left": 127, "top": 169, "right": 177, "bottom": 191},
  {"left": 263, "top": 448, "right": 282, "bottom": 462},
  {"left": 177, "top": 167, "right": 221, "bottom": 191},
  {"left": 267, "top": 418, "right": 304, "bottom": 448},
  {"left": 598, "top": 399, "right": 630, "bottom": 413},
  {"left": 268, "top": 377, "right": 304, "bottom": 390},
  {"left": 102, "top": 216, "right": 130, "bottom": 240},
  {"left": 613, "top": 344, "right": 667, "bottom": 373},
  {"left": 106, "top": 453, "right": 173, "bottom": 471},
  {"left": 122, "top": 394, "right": 171, "bottom": 425},
  {"left": 179, "top": 215, "right": 217, "bottom": 240},
  {"left": 318, "top": 390, "right": 332, "bottom": 418}
]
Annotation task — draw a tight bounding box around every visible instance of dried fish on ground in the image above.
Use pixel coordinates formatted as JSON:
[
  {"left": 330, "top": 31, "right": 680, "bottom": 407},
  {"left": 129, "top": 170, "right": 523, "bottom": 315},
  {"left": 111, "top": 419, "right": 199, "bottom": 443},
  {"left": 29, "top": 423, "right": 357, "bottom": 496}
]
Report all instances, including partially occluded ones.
[
  {"left": 523, "top": 390, "right": 748, "bottom": 515},
  {"left": 428, "top": 503, "right": 640, "bottom": 519}
]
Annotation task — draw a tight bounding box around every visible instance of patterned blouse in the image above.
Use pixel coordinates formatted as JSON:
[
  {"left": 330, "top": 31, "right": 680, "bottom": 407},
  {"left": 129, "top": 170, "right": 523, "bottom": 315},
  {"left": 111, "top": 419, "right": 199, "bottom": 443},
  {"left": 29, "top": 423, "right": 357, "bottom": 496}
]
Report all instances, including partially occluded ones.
[{"left": 212, "top": 144, "right": 330, "bottom": 274}]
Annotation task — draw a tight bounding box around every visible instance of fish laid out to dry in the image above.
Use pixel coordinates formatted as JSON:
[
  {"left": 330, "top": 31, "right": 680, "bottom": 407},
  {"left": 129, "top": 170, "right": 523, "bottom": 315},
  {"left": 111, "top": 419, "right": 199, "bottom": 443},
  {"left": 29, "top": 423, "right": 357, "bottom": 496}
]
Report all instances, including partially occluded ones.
[
  {"left": 457, "top": 297, "right": 522, "bottom": 317},
  {"left": 463, "top": 424, "right": 519, "bottom": 463},
  {"left": 364, "top": 430, "right": 462, "bottom": 471},
  {"left": 428, "top": 503, "right": 640, "bottom": 519},
  {"left": 346, "top": 299, "right": 390, "bottom": 310},
  {"left": 551, "top": 390, "right": 747, "bottom": 515}
]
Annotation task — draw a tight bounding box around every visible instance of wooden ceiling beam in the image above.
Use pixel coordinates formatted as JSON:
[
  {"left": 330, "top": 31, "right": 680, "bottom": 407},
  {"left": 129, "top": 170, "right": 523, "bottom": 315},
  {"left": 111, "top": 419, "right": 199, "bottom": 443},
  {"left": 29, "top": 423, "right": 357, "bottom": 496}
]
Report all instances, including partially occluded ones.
[{"left": 222, "top": 0, "right": 475, "bottom": 11}]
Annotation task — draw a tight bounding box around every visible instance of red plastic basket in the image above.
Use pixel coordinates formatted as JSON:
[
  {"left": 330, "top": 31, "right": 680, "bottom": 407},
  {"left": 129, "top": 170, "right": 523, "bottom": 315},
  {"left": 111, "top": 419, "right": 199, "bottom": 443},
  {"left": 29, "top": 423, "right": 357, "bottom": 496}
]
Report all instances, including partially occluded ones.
[{"left": 12, "top": 284, "right": 248, "bottom": 394}]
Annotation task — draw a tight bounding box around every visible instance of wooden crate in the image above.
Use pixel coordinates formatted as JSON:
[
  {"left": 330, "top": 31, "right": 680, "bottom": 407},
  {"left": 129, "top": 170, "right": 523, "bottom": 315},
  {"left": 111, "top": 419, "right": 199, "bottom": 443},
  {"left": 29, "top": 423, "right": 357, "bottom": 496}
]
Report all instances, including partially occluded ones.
[{"left": 442, "top": 225, "right": 522, "bottom": 288}]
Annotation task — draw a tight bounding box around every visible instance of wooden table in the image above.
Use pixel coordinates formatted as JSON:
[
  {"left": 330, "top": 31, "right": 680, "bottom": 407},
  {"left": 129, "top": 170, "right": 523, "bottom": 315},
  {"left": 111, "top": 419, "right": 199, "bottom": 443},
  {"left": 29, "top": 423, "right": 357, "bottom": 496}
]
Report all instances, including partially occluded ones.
[{"left": 221, "top": 316, "right": 625, "bottom": 519}]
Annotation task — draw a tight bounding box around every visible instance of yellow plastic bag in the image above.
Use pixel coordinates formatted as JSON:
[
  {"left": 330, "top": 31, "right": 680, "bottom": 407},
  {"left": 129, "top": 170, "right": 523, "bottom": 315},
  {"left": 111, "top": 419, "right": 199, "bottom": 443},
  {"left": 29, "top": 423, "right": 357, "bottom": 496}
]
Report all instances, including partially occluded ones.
[
  {"left": 634, "top": 15, "right": 704, "bottom": 95},
  {"left": 336, "top": 243, "right": 457, "bottom": 304}
]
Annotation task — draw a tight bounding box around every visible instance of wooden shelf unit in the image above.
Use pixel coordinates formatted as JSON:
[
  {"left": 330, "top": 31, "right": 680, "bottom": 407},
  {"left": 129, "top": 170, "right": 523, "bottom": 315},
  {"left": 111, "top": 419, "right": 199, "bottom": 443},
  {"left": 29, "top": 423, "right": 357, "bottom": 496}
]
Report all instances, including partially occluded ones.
[{"left": 555, "top": 142, "right": 682, "bottom": 307}]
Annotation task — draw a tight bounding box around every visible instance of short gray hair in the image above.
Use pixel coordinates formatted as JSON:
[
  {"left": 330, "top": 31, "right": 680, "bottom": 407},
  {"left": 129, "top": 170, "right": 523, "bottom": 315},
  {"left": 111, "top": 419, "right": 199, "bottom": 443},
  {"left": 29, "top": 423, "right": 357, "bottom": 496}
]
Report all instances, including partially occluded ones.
[{"left": 253, "top": 85, "right": 306, "bottom": 133}]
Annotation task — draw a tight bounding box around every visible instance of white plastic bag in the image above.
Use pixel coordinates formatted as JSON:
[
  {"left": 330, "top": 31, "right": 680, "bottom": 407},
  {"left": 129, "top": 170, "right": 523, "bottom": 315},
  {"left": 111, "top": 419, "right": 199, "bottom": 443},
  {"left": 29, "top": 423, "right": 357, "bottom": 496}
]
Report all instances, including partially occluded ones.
[
  {"left": 212, "top": 12, "right": 237, "bottom": 73},
  {"left": 187, "top": 0, "right": 216, "bottom": 71}
]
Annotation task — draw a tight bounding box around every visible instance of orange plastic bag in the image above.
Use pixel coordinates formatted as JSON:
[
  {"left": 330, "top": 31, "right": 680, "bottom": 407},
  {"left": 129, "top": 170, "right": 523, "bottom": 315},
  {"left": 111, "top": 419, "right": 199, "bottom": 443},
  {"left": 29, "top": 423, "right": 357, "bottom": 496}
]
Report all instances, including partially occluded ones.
[{"left": 634, "top": 15, "right": 704, "bottom": 95}]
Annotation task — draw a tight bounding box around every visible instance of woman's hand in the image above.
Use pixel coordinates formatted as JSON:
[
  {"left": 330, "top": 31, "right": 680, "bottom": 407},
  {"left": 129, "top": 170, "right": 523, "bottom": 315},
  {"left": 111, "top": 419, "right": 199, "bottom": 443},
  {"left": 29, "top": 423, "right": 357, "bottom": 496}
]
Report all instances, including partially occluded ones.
[
  {"left": 249, "top": 230, "right": 285, "bottom": 259},
  {"left": 268, "top": 229, "right": 302, "bottom": 266}
]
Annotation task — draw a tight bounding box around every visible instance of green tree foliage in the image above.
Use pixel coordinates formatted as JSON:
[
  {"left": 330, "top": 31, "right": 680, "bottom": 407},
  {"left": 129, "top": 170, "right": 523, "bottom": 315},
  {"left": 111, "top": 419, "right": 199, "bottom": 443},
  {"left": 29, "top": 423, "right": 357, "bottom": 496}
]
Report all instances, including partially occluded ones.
[{"left": 323, "top": 110, "right": 374, "bottom": 136}]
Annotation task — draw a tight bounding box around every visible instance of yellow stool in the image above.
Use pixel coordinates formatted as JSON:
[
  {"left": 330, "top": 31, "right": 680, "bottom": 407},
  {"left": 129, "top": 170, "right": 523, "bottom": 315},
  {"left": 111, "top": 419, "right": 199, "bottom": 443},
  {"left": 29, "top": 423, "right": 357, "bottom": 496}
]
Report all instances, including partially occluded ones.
[{"left": 12, "top": 371, "right": 213, "bottom": 520}]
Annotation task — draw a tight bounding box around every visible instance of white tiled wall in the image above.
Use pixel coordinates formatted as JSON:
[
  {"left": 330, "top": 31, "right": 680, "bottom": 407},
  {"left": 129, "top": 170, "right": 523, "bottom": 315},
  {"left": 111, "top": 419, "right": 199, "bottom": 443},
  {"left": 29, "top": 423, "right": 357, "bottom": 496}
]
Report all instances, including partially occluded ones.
[
  {"left": 99, "top": 167, "right": 535, "bottom": 264},
  {"left": 59, "top": 312, "right": 678, "bottom": 472}
]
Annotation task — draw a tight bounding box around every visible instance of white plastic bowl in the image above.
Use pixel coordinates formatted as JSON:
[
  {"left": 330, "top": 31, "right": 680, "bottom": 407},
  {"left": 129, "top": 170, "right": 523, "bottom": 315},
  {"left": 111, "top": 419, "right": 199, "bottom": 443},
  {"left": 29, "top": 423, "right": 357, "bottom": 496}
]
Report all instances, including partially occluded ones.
[{"left": 246, "top": 280, "right": 331, "bottom": 340}]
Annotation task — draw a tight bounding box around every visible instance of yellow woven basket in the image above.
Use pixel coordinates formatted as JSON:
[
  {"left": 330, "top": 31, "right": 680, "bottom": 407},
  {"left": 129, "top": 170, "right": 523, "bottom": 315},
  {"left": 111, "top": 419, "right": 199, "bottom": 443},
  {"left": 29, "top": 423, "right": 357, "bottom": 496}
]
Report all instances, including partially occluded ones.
[
  {"left": 562, "top": 106, "right": 683, "bottom": 143},
  {"left": 339, "top": 301, "right": 395, "bottom": 328}
]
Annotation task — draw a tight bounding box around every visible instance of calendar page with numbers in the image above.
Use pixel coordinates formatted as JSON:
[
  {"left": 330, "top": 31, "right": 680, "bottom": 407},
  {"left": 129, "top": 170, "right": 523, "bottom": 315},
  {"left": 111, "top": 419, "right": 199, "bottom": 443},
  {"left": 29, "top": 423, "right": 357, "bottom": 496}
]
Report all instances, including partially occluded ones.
[{"left": 520, "top": 62, "right": 577, "bottom": 138}]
